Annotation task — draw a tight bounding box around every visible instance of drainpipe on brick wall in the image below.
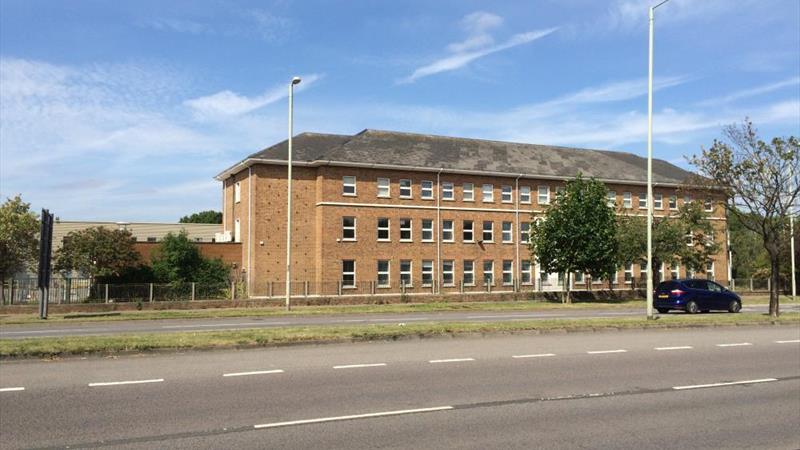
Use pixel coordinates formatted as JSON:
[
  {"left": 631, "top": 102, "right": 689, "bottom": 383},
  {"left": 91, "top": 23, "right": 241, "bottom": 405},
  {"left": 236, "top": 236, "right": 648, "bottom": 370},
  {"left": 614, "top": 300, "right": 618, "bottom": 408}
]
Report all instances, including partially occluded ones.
[
  {"left": 436, "top": 168, "right": 443, "bottom": 294},
  {"left": 247, "top": 166, "right": 252, "bottom": 297},
  {"left": 515, "top": 174, "right": 522, "bottom": 292}
]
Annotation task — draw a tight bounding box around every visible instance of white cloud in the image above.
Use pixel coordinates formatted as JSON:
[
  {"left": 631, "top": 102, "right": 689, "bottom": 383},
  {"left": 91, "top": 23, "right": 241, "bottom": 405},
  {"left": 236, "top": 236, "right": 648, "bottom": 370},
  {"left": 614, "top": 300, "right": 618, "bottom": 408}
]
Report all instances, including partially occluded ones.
[
  {"left": 400, "top": 11, "right": 558, "bottom": 83},
  {"left": 695, "top": 77, "right": 800, "bottom": 107},
  {"left": 601, "top": 0, "right": 761, "bottom": 32}
]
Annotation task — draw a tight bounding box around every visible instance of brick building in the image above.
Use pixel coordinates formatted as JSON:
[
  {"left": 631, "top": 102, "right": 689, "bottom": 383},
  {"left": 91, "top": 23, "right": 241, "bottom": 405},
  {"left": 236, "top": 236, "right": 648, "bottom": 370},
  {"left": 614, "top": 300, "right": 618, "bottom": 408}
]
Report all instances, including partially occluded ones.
[{"left": 215, "top": 129, "right": 729, "bottom": 297}]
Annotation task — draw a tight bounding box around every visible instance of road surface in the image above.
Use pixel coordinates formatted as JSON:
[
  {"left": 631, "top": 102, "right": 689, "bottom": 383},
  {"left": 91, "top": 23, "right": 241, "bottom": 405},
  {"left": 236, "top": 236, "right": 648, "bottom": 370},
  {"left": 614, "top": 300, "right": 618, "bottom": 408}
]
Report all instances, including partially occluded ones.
[{"left": 1, "top": 326, "right": 798, "bottom": 449}]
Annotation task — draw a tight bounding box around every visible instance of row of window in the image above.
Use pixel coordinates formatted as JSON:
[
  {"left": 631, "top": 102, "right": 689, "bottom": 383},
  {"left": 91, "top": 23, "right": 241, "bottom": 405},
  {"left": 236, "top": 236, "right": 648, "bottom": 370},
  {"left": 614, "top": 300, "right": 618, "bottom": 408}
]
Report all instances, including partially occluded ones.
[
  {"left": 341, "top": 260, "right": 715, "bottom": 287},
  {"left": 341, "top": 176, "right": 714, "bottom": 212},
  {"left": 342, "top": 217, "right": 531, "bottom": 244}
]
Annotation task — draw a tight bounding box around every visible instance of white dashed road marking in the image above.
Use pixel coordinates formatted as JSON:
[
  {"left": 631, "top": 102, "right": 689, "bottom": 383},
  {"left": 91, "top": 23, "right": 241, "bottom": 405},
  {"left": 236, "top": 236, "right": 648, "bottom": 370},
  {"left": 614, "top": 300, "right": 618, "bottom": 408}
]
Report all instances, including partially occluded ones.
[
  {"left": 655, "top": 346, "right": 693, "bottom": 351},
  {"left": 673, "top": 378, "right": 777, "bottom": 390},
  {"left": 512, "top": 353, "right": 556, "bottom": 359},
  {"left": 587, "top": 349, "right": 627, "bottom": 354},
  {"left": 716, "top": 343, "right": 753, "bottom": 347},
  {"left": 223, "top": 370, "right": 284, "bottom": 377},
  {"left": 88, "top": 379, "right": 164, "bottom": 387},
  {"left": 775, "top": 339, "right": 800, "bottom": 344},
  {"left": 333, "top": 363, "right": 387, "bottom": 369},
  {"left": 0, "top": 387, "right": 25, "bottom": 392},
  {"left": 253, "top": 406, "right": 454, "bottom": 429},
  {"left": 429, "top": 358, "right": 475, "bottom": 364}
]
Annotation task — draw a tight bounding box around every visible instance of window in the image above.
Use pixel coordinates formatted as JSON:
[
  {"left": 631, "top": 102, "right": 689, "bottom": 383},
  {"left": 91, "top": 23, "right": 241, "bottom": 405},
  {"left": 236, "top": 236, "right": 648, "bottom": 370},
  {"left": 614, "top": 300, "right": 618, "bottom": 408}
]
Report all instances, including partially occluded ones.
[
  {"left": 521, "top": 260, "right": 533, "bottom": 284},
  {"left": 442, "top": 220, "right": 454, "bottom": 242},
  {"left": 400, "top": 218, "right": 412, "bottom": 241},
  {"left": 482, "top": 184, "right": 494, "bottom": 202},
  {"left": 574, "top": 272, "right": 584, "bottom": 284},
  {"left": 669, "top": 195, "right": 678, "bottom": 210},
  {"left": 685, "top": 231, "right": 694, "bottom": 247},
  {"left": 442, "top": 182, "right": 454, "bottom": 200},
  {"left": 463, "top": 183, "right": 474, "bottom": 201},
  {"left": 684, "top": 194, "right": 693, "bottom": 205},
  {"left": 421, "top": 260, "right": 434, "bottom": 287},
  {"left": 502, "top": 221, "right": 513, "bottom": 243},
  {"left": 399, "top": 179, "right": 412, "bottom": 198},
  {"left": 377, "top": 260, "right": 390, "bottom": 287},
  {"left": 520, "top": 222, "right": 530, "bottom": 244},
  {"left": 538, "top": 185, "right": 550, "bottom": 205},
  {"left": 421, "top": 180, "right": 433, "bottom": 199},
  {"left": 463, "top": 260, "right": 475, "bottom": 285},
  {"left": 520, "top": 186, "right": 531, "bottom": 204},
  {"left": 342, "top": 260, "right": 355, "bottom": 288},
  {"left": 704, "top": 198, "right": 713, "bottom": 212},
  {"left": 607, "top": 191, "right": 616, "bottom": 207},
  {"left": 442, "top": 260, "right": 454, "bottom": 286},
  {"left": 377, "top": 218, "right": 390, "bottom": 241},
  {"left": 421, "top": 219, "right": 434, "bottom": 242},
  {"left": 234, "top": 219, "right": 241, "bottom": 243},
  {"left": 639, "top": 260, "right": 648, "bottom": 281},
  {"left": 234, "top": 181, "right": 241, "bottom": 203},
  {"left": 654, "top": 194, "right": 663, "bottom": 210},
  {"left": 556, "top": 186, "right": 565, "bottom": 198},
  {"left": 501, "top": 185, "right": 513, "bottom": 203},
  {"left": 482, "top": 221, "right": 493, "bottom": 242},
  {"left": 658, "top": 263, "right": 665, "bottom": 282},
  {"left": 400, "top": 260, "right": 412, "bottom": 287},
  {"left": 624, "top": 263, "right": 633, "bottom": 284},
  {"left": 502, "top": 260, "right": 513, "bottom": 285},
  {"left": 343, "top": 176, "right": 356, "bottom": 196},
  {"left": 147, "top": 237, "right": 157, "bottom": 243},
  {"left": 463, "top": 220, "right": 474, "bottom": 242},
  {"left": 670, "top": 262, "right": 680, "bottom": 280},
  {"left": 483, "top": 260, "right": 494, "bottom": 285},
  {"left": 623, "top": 192, "right": 632, "bottom": 208},
  {"left": 377, "top": 178, "right": 390, "bottom": 198},
  {"left": 342, "top": 217, "right": 356, "bottom": 241},
  {"left": 639, "top": 192, "right": 648, "bottom": 209},
  {"left": 706, "top": 261, "right": 715, "bottom": 280}
]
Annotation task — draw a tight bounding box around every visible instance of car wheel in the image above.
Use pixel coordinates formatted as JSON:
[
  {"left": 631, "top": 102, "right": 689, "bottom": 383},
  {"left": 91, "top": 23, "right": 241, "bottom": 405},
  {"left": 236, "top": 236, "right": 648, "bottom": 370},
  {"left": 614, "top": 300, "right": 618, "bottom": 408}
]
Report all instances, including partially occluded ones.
[
  {"left": 685, "top": 301, "right": 699, "bottom": 314},
  {"left": 657, "top": 308, "right": 669, "bottom": 314},
  {"left": 728, "top": 300, "right": 741, "bottom": 313}
]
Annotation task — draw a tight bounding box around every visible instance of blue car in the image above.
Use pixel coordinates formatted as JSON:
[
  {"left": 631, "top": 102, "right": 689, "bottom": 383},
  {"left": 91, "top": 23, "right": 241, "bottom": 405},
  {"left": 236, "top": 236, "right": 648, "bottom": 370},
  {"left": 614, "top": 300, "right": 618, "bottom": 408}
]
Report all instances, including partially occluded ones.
[{"left": 654, "top": 279, "right": 742, "bottom": 314}]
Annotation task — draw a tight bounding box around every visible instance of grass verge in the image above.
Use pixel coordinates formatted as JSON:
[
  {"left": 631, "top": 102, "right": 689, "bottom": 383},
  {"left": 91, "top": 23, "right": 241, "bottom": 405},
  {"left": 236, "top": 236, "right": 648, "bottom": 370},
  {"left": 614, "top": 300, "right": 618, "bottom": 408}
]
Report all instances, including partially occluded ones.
[{"left": 2, "top": 312, "right": 796, "bottom": 359}]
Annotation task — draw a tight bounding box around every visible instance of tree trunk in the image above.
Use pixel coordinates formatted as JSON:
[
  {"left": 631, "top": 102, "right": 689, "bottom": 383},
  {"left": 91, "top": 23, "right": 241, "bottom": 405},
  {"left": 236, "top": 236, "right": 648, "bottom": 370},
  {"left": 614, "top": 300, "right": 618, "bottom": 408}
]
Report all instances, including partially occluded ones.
[{"left": 769, "top": 255, "right": 780, "bottom": 318}]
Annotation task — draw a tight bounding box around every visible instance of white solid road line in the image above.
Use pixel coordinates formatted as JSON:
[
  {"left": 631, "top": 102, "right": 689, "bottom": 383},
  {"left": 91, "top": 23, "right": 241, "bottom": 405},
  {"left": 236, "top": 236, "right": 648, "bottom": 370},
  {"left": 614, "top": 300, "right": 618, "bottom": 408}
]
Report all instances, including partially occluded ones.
[
  {"left": 1, "top": 328, "right": 94, "bottom": 335},
  {"left": 716, "top": 343, "right": 753, "bottom": 347},
  {"left": 587, "top": 349, "right": 627, "bottom": 354},
  {"left": 333, "top": 363, "right": 388, "bottom": 369},
  {"left": 512, "top": 353, "right": 556, "bottom": 359},
  {"left": 466, "top": 314, "right": 563, "bottom": 319},
  {"left": 673, "top": 378, "right": 778, "bottom": 390},
  {"left": 775, "top": 339, "right": 800, "bottom": 344},
  {"left": 88, "top": 379, "right": 164, "bottom": 387},
  {"left": 0, "top": 387, "right": 25, "bottom": 392},
  {"left": 253, "top": 406, "right": 454, "bottom": 429},
  {"left": 429, "top": 358, "right": 475, "bottom": 364},
  {"left": 223, "top": 370, "right": 285, "bottom": 377},
  {"left": 655, "top": 346, "right": 694, "bottom": 351},
  {"left": 161, "top": 322, "right": 289, "bottom": 329},
  {"left": 370, "top": 317, "right": 429, "bottom": 322}
]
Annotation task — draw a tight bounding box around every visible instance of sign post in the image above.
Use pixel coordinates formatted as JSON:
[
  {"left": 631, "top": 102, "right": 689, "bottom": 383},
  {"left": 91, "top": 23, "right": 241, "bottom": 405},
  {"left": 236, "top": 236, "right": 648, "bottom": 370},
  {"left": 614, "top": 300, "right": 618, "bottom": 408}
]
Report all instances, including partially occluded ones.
[{"left": 37, "top": 209, "right": 54, "bottom": 320}]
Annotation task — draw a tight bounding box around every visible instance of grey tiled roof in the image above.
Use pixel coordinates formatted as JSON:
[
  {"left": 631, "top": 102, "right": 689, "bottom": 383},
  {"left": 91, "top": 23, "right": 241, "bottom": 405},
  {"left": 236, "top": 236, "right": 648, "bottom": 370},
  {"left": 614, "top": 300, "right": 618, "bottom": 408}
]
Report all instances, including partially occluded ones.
[{"left": 237, "top": 129, "right": 694, "bottom": 184}]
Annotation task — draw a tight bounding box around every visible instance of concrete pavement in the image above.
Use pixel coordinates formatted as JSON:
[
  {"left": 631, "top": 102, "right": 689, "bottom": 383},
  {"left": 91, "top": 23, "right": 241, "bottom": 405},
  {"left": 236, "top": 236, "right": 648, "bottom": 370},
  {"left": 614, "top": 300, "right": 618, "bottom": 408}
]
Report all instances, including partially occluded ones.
[{"left": 1, "top": 326, "right": 798, "bottom": 449}]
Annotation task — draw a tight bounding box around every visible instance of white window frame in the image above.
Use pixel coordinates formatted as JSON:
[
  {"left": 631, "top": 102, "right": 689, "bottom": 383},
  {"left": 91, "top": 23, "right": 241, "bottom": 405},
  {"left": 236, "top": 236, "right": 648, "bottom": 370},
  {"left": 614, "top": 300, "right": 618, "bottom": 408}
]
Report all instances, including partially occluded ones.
[
  {"left": 442, "top": 220, "right": 454, "bottom": 242},
  {"left": 421, "top": 219, "right": 434, "bottom": 242},
  {"left": 421, "top": 180, "right": 434, "bottom": 200},
  {"left": 342, "top": 176, "right": 356, "bottom": 196},
  {"left": 639, "top": 192, "right": 648, "bottom": 209},
  {"left": 607, "top": 191, "right": 616, "bottom": 207},
  {"left": 502, "top": 260, "right": 513, "bottom": 285},
  {"left": 377, "top": 218, "right": 390, "bottom": 242},
  {"left": 639, "top": 260, "right": 648, "bottom": 282},
  {"left": 234, "top": 218, "right": 241, "bottom": 243},
  {"left": 684, "top": 195, "right": 693, "bottom": 205},
  {"left": 463, "top": 183, "right": 474, "bottom": 202},
  {"left": 483, "top": 260, "right": 494, "bottom": 286},
  {"left": 624, "top": 263, "right": 633, "bottom": 284},
  {"left": 342, "top": 260, "right": 356, "bottom": 288},
  {"left": 623, "top": 192, "right": 632, "bottom": 209},
  {"left": 442, "top": 260, "right": 454, "bottom": 287},
  {"left": 400, "top": 218, "right": 413, "bottom": 242},
  {"left": 482, "top": 221, "right": 494, "bottom": 243},
  {"left": 520, "top": 222, "right": 530, "bottom": 244},
  {"left": 502, "top": 221, "right": 513, "bottom": 243},
  {"left": 670, "top": 262, "right": 680, "bottom": 280},
  {"left": 669, "top": 195, "right": 678, "bottom": 210},
  {"left": 574, "top": 272, "right": 584, "bottom": 284},
  {"left": 704, "top": 198, "right": 713, "bottom": 212},
  {"left": 400, "top": 260, "right": 412, "bottom": 287},
  {"left": 706, "top": 261, "right": 715, "bottom": 280},
  {"left": 521, "top": 260, "right": 533, "bottom": 285},
  {"left": 442, "top": 182, "right": 454, "bottom": 201},
  {"left": 520, "top": 186, "right": 531, "bottom": 204},
  {"left": 538, "top": 185, "right": 550, "bottom": 205},
  {"left": 463, "top": 220, "right": 474, "bottom": 242},
  {"left": 654, "top": 193, "right": 663, "bottom": 210},
  {"left": 421, "top": 260, "right": 434, "bottom": 287},
  {"left": 463, "top": 260, "right": 475, "bottom": 286},
  {"left": 342, "top": 216, "right": 356, "bottom": 241},
  {"left": 377, "top": 260, "right": 390, "bottom": 288},
  {"left": 377, "top": 178, "right": 390, "bottom": 198},
  {"left": 501, "top": 185, "right": 513, "bottom": 203},
  {"left": 234, "top": 181, "right": 241, "bottom": 203},
  {"left": 399, "top": 179, "right": 412, "bottom": 199},
  {"left": 482, "top": 184, "right": 494, "bottom": 203}
]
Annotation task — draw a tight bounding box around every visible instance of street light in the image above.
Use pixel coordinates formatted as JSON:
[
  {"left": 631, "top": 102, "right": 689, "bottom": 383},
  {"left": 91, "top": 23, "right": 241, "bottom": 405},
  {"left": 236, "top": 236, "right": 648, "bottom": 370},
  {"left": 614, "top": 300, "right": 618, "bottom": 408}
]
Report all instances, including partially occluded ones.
[
  {"left": 647, "top": 0, "right": 671, "bottom": 319},
  {"left": 286, "top": 76, "right": 301, "bottom": 311}
]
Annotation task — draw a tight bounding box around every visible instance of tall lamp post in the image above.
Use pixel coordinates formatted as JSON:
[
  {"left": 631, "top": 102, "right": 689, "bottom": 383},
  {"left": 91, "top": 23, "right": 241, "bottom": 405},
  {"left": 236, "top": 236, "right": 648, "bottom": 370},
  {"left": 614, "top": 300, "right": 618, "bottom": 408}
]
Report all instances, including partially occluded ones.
[
  {"left": 286, "top": 76, "right": 301, "bottom": 311},
  {"left": 647, "top": 0, "right": 671, "bottom": 319},
  {"left": 791, "top": 166, "right": 797, "bottom": 302}
]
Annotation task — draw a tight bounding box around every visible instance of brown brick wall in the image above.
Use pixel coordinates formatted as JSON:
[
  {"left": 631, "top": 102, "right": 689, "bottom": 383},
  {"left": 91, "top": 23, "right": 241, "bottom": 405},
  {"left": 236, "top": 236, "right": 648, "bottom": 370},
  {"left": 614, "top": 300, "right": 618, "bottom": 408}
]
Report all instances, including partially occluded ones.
[{"left": 133, "top": 242, "right": 242, "bottom": 266}]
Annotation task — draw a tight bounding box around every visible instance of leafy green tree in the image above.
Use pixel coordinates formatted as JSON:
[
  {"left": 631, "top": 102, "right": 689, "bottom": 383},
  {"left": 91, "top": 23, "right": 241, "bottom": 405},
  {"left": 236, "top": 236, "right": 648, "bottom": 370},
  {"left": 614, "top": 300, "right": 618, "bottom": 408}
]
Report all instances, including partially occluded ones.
[
  {"left": 688, "top": 120, "right": 798, "bottom": 318},
  {"left": 0, "top": 195, "right": 39, "bottom": 300},
  {"left": 179, "top": 210, "right": 222, "bottom": 224},
  {"left": 151, "top": 231, "right": 229, "bottom": 284},
  {"left": 54, "top": 227, "right": 140, "bottom": 280},
  {"left": 529, "top": 174, "right": 618, "bottom": 303}
]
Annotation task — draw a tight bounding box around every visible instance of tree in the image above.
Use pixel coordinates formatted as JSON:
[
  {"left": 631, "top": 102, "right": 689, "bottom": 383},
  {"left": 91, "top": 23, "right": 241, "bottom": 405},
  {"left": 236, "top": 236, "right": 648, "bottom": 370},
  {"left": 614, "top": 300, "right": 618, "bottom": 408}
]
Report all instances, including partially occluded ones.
[
  {"left": 529, "top": 174, "right": 618, "bottom": 303},
  {"left": 151, "top": 231, "right": 229, "bottom": 284},
  {"left": 0, "top": 195, "right": 39, "bottom": 301},
  {"left": 688, "top": 120, "right": 798, "bottom": 318},
  {"left": 54, "top": 227, "right": 140, "bottom": 280},
  {"left": 179, "top": 210, "right": 222, "bottom": 224}
]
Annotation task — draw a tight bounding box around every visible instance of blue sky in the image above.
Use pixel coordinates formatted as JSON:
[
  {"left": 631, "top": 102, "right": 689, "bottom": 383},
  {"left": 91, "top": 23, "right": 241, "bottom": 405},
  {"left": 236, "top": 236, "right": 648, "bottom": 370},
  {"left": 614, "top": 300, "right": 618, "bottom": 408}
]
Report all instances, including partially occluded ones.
[{"left": 1, "top": 0, "right": 798, "bottom": 222}]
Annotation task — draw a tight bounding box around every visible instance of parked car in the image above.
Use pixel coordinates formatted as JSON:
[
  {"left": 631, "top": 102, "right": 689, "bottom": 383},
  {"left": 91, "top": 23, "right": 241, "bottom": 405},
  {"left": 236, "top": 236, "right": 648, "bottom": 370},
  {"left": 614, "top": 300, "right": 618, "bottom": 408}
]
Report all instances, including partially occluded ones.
[{"left": 654, "top": 279, "right": 742, "bottom": 314}]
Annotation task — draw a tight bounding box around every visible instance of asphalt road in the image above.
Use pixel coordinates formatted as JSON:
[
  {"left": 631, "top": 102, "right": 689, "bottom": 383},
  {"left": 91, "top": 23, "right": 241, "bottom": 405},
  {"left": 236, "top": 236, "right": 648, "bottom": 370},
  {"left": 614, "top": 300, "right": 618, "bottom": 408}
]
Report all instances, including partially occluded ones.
[
  {"left": 1, "top": 326, "right": 798, "bottom": 449},
  {"left": 1, "top": 303, "right": 797, "bottom": 339}
]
